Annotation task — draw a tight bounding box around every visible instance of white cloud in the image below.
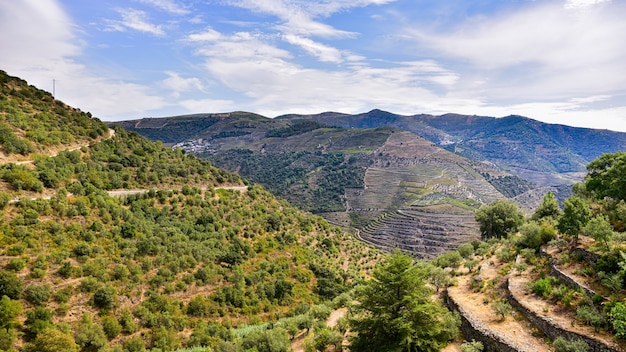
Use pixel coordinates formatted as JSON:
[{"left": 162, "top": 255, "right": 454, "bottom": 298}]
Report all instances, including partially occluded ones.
[
  {"left": 227, "top": 0, "right": 393, "bottom": 38},
  {"left": 135, "top": 0, "right": 190, "bottom": 15},
  {"left": 565, "top": 0, "right": 611, "bottom": 10},
  {"left": 405, "top": 1, "right": 626, "bottom": 106},
  {"left": 195, "top": 31, "right": 292, "bottom": 61},
  {"left": 162, "top": 71, "right": 204, "bottom": 93},
  {"left": 0, "top": 0, "right": 167, "bottom": 120},
  {"left": 283, "top": 34, "right": 343, "bottom": 63},
  {"left": 179, "top": 99, "right": 237, "bottom": 113},
  {"left": 106, "top": 8, "right": 166, "bottom": 36},
  {"left": 187, "top": 28, "right": 222, "bottom": 42}
]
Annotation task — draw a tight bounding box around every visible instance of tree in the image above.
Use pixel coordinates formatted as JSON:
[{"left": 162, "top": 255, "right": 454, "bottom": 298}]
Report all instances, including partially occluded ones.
[
  {"left": 0, "top": 271, "right": 23, "bottom": 300},
  {"left": 92, "top": 286, "right": 116, "bottom": 310},
  {"left": 75, "top": 313, "right": 107, "bottom": 352},
  {"left": 532, "top": 191, "right": 562, "bottom": 221},
  {"left": 610, "top": 302, "right": 626, "bottom": 339},
  {"left": 475, "top": 200, "right": 524, "bottom": 239},
  {"left": 585, "top": 151, "right": 626, "bottom": 201},
  {"left": 26, "top": 328, "right": 79, "bottom": 352},
  {"left": 558, "top": 197, "right": 591, "bottom": 241},
  {"left": 582, "top": 216, "right": 614, "bottom": 249},
  {"left": 349, "top": 250, "right": 459, "bottom": 352},
  {"left": 241, "top": 327, "right": 290, "bottom": 352}
]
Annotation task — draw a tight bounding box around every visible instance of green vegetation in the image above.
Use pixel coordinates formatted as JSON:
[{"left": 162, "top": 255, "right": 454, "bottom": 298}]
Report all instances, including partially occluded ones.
[
  {"left": 0, "top": 70, "right": 108, "bottom": 155},
  {"left": 266, "top": 120, "right": 326, "bottom": 138},
  {"left": 474, "top": 199, "right": 524, "bottom": 239},
  {"left": 0, "top": 72, "right": 387, "bottom": 351},
  {"left": 209, "top": 149, "right": 365, "bottom": 213},
  {"left": 349, "top": 250, "right": 459, "bottom": 351}
]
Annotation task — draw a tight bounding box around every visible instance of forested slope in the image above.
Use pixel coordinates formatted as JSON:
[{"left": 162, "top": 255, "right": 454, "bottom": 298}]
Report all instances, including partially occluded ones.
[{"left": 0, "top": 71, "right": 381, "bottom": 352}]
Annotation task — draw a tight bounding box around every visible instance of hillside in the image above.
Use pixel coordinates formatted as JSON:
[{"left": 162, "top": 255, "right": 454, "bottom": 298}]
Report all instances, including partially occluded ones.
[
  {"left": 284, "top": 109, "right": 626, "bottom": 186},
  {"left": 113, "top": 111, "right": 582, "bottom": 257},
  {"left": 113, "top": 113, "right": 540, "bottom": 258},
  {"left": 0, "top": 71, "right": 382, "bottom": 351}
]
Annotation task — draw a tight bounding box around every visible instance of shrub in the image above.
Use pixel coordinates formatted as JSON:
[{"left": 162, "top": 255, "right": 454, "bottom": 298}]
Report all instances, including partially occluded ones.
[
  {"left": 6, "top": 258, "right": 26, "bottom": 272},
  {"left": 102, "top": 315, "right": 122, "bottom": 339},
  {"left": 533, "top": 278, "right": 553, "bottom": 298},
  {"left": 0, "top": 271, "right": 23, "bottom": 299},
  {"left": 491, "top": 300, "right": 512, "bottom": 321},
  {"left": 93, "top": 286, "right": 116, "bottom": 310},
  {"left": 457, "top": 243, "right": 475, "bottom": 259},
  {"left": 461, "top": 340, "right": 484, "bottom": 352},
  {"left": 553, "top": 336, "right": 589, "bottom": 352},
  {"left": 576, "top": 304, "right": 607, "bottom": 332},
  {"left": 24, "top": 285, "right": 52, "bottom": 306},
  {"left": 610, "top": 302, "right": 626, "bottom": 339}
]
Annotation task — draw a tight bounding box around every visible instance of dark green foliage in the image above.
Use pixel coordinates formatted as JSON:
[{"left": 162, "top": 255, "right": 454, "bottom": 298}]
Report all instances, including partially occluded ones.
[
  {"left": 241, "top": 327, "right": 290, "bottom": 352},
  {"left": 482, "top": 173, "right": 533, "bottom": 198},
  {"left": 265, "top": 120, "right": 326, "bottom": 138},
  {"left": 75, "top": 313, "right": 108, "bottom": 352},
  {"left": 533, "top": 278, "right": 555, "bottom": 298},
  {"left": 0, "top": 271, "right": 23, "bottom": 299},
  {"left": 0, "top": 296, "right": 23, "bottom": 332},
  {"left": 576, "top": 304, "right": 607, "bottom": 332},
  {"left": 582, "top": 216, "right": 614, "bottom": 249},
  {"left": 93, "top": 286, "right": 116, "bottom": 310},
  {"left": 209, "top": 149, "right": 364, "bottom": 213},
  {"left": 475, "top": 199, "right": 524, "bottom": 239},
  {"left": 610, "top": 302, "right": 626, "bottom": 339},
  {"left": 585, "top": 152, "right": 626, "bottom": 201},
  {"left": 25, "top": 328, "right": 80, "bottom": 352},
  {"left": 532, "top": 191, "right": 562, "bottom": 221},
  {"left": 349, "top": 250, "right": 459, "bottom": 352},
  {"left": 553, "top": 337, "right": 589, "bottom": 352},
  {"left": 0, "top": 120, "right": 33, "bottom": 155},
  {"left": 24, "top": 306, "right": 54, "bottom": 338},
  {"left": 517, "top": 222, "right": 555, "bottom": 251},
  {"left": 114, "top": 115, "right": 220, "bottom": 143},
  {"left": 558, "top": 197, "right": 591, "bottom": 239},
  {"left": 24, "top": 284, "right": 51, "bottom": 306},
  {"left": 101, "top": 315, "right": 122, "bottom": 339}
]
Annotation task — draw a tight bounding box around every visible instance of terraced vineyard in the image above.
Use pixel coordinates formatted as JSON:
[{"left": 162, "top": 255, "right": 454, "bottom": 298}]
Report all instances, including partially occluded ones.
[{"left": 358, "top": 205, "right": 479, "bottom": 258}]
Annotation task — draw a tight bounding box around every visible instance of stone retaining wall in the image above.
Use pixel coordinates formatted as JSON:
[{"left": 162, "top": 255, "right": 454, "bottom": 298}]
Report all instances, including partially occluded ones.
[
  {"left": 540, "top": 248, "right": 597, "bottom": 297},
  {"left": 506, "top": 279, "right": 621, "bottom": 352},
  {"left": 444, "top": 291, "right": 524, "bottom": 352},
  {"left": 572, "top": 247, "right": 600, "bottom": 266}
]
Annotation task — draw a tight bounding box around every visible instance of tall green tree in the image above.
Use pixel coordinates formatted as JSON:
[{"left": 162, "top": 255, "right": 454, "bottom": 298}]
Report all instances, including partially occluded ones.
[
  {"left": 349, "top": 250, "right": 459, "bottom": 352},
  {"left": 475, "top": 199, "right": 524, "bottom": 239},
  {"left": 585, "top": 151, "right": 626, "bottom": 200},
  {"left": 532, "top": 191, "right": 562, "bottom": 222},
  {"left": 582, "top": 216, "right": 614, "bottom": 249},
  {"left": 558, "top": 197, "right": 591, "bottom": 241}
]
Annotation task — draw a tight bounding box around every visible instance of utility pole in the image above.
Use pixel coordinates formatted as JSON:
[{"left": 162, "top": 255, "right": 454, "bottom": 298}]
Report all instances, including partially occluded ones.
[{"left": 53, "top": 79, "right": 56, "bottom": 98}]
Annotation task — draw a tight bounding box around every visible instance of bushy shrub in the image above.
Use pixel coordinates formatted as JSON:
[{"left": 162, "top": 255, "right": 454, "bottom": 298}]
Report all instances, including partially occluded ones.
[
  {"left": 93, "top": 286, "right": 116, "bottom": 310},
  {"left": 24, "top": 285, "right": 51, "bottom": 306},
  {"left": 553, "top": 336, "right": 589, "bottom": 352},
  {"left": 533, "top": 278, "right": 554, "bottom": 298}
]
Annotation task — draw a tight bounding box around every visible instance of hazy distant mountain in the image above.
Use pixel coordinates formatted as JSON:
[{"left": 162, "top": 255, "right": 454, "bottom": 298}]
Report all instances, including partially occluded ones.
[{"left": 282, "top": 110, "right": 626, "bottom": 186}]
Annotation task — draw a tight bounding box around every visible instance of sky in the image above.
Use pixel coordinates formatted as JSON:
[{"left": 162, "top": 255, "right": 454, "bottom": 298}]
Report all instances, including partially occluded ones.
[{"left": 1, "top": 0, "right": 625, "bottom": 132}]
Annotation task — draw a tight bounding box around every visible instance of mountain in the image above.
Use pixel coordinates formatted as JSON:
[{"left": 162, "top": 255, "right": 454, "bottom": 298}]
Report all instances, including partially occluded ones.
[
  {"left": 0, "top": 70, "right": 381, "bottom": 351},
  {"left": 282, "top": 109, "right": 626, "bottom": 186}
]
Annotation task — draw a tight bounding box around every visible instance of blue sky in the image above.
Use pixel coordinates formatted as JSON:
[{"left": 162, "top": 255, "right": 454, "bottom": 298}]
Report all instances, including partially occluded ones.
[{"left": 1, "top": 0, "right": 625, "bottom": 132}]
